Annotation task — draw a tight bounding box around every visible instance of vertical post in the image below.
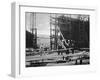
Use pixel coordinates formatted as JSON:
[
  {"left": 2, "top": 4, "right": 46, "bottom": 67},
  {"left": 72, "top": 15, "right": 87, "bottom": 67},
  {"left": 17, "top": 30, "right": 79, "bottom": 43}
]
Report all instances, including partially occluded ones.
[
  {"left": 32, "top": 13, "right": 34, "bottom": 48},
  {"left": 50, "top": 13, "right": 52, "bottom": 50},
  {"left": 55, "top": 14, "right": 57, "bottom": 50}
]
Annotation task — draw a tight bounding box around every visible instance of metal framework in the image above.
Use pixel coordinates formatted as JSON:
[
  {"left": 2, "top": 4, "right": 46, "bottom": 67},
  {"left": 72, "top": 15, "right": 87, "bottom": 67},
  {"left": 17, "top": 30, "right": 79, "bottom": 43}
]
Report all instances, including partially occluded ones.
[
  {"left": 50, "top": 14, "right": 69, "bottom": 50},
  {"left": 31, "top": 13, "right": 37, "bottom": 49}
]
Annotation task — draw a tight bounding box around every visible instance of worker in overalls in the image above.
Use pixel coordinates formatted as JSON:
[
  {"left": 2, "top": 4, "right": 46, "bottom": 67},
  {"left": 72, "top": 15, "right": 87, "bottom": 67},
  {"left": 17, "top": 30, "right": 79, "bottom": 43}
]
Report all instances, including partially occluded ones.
[{"left": 40, "top": 44, "right": 44, "bottom": 56}]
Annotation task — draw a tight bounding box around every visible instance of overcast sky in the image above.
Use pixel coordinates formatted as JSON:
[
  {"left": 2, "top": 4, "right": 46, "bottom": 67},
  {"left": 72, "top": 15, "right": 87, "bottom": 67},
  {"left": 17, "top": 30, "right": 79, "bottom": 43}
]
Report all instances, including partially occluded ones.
[
  {"left": 36, "top": 13, "right": 50, "bottom": 36},
  {"left": 26, "top": 12, "right": 50, "bottom": 37}
]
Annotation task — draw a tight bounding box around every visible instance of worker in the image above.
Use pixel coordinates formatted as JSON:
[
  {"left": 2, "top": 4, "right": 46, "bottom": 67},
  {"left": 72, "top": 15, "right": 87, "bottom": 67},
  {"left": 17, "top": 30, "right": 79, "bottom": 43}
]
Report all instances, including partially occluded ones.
[
  {"left": 72, "top": 49, "right": 74, "bottom": 54},
  {"left": 66, "top": 50, "right": 69, "bottom": 54},
  {"left": 39, "top": 44, "right": 44, "bottom": 56}
]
